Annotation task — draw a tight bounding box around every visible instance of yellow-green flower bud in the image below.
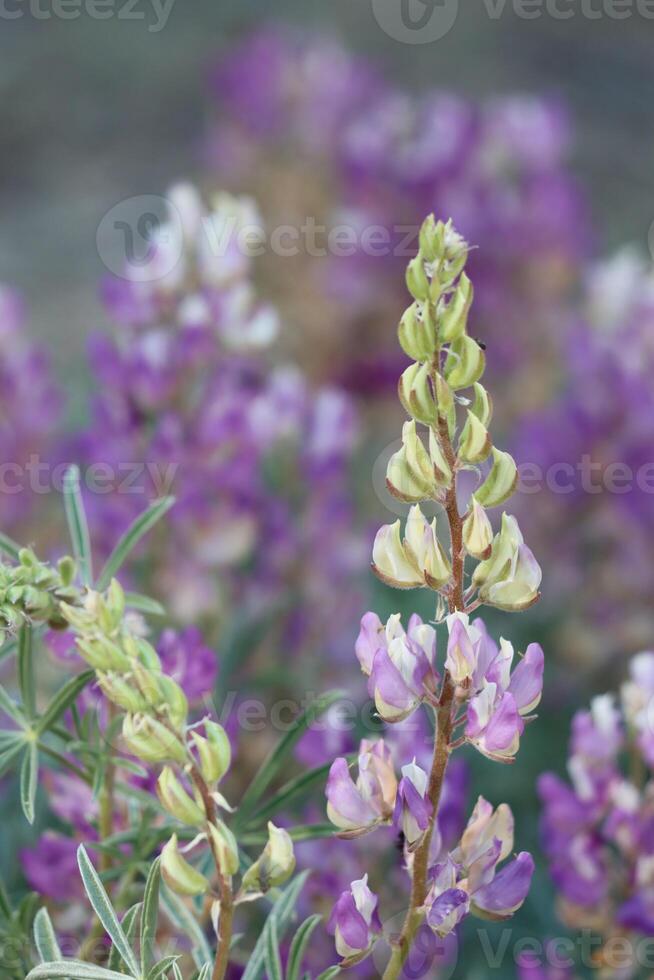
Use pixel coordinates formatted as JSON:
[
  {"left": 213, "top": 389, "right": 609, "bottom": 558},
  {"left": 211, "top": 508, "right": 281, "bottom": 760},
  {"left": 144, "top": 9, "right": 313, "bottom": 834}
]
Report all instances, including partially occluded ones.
[
  {"left": 471, "top": 382, "right": 493, "bottom": 427},
  {"left": 463, "top": 500, "right": 493, "bottom": 560},
  {"left": 405, "top": 254, "right": 430, "bottom": 302},
  {"left": 97, "top": 672, "right": 150, "bottom": 713},
  {"left": 439, "top": 272, "right": 473, "bottom": 343},
  {"left": 458, "top": 411, "right": 492, "bottom": 465},
  {"left": 241, "top": 823, "right": 296, "bottom": 894},
  {"left": 132, "top": 660, "right": 163, "bottom": 706},
  {"left": 157, "top": 767, "right": 206, "bottom": 826},
  {"left": 208, "top": 821, "right": 240, "bottom": 877},
  {"left": 418, "top": 213, "right": 440, "bottom": 263},
  {"left": 57, "top": 556, "right": 76, "bottom": 587},
  {"left": 474, "top": 448, "right": 518, "bottom": 509},
  {"left": 157, "top": 676, "right": 189, "bottom": 729},
  {"left": 372, "top": 520, "right": 424, "bottom": 590},
  {"left": 76, "top": 635, "right": 131, "bottom": 672},
  {"left": 106, "top": 579, "right": 125, "bottom": 629},
  {"left": 122, "top": 713, "right": 187, "bottom": 765},
  {"left": 386, "top": 421, "right": 437, "bottom": 503},
  {"left": 398, "top": 362, "right": 438, "bottom": 426},
  {"left": 444, "top": 335, "right": 486, "bottom": 390},
  {"left": 161, "top": 835, "right": 210, "bottom": 897},
  {"left": 191, "top": 721, "right": 231, "bottom": 784},
  {"left": 404, "top": 505, "right": 452, "bottom": 590},
  {"left": 428, "top": 429, "right": 453, "bottom": 488},
  {"left": 398, "top": 302, "right": 437, "bottom": 362}
]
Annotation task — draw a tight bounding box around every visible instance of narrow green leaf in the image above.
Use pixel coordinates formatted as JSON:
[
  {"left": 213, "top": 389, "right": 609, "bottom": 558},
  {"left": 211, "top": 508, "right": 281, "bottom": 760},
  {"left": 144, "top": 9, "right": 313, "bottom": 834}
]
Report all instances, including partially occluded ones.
[
  {"left": 161, "top": 887, "right": 211, "bottom": 969},
  {"left": 124, "top": 593, "right": 166, "bottom": 617},
  {"left": 37, "top": 671, "right": 94, "bottom": 735},
  {"left": 315, "top": 969, "right": 340, "bottom": 980},
  {"left": 0, "top": 868, "right": 11, "bottom": 920},
  {"left": 20, "top": 743, "right": 38, "bottom": 824},
  {"left": 0, "top": 530, "right": 21, "bottom": 560},
  {"left": 34, "top": 907, "right": 63, "bottom": 962},
  {"left": 0, "top": 739, "right": 25, "bottom": 777},
  {"left": 237, "top": 691, "right": 345, "bottom": 823},
  {"left": 76, "top": 845, "right": 139, "bottom": 977},
  {"left": 26, "top": 963, "right": 133, "bottom": 980},
  {"left": 63, "top": 466, "right": 93, "bottom": 587},
  {"left": 146, "top": 956, "right": 179, "bottom": 980},
  {"left": 0, "top": 682, "right": 27, "bottom": 726},
  {"left": 286, "top": 914, "right": 322, "bottom": 980},
  {"left": 241, "top": 871, "right": 311, "bottom": 980},
  {"left": 97, "top": 498, "right": 175, "bottom": 591},
  {"left": 263, "top": 918, "right": 282, "bottom": 980},
  {"left": 107, "top": 903, "right": 141, "bottom": 974},
  {"left": 140, "top": 858, "right": 161, "bottom": 975},
  {"left": 194, "top": 965, "right": 211, "bottom": 980},
  {"left": 243, "top": 761, "right": 339, "bottom": 829},
  {"left": 240, "top": 825, "right": 335, "bottom": 847},
  {"left": 18, "top": 626, "right": 35, "bottom": 718}
]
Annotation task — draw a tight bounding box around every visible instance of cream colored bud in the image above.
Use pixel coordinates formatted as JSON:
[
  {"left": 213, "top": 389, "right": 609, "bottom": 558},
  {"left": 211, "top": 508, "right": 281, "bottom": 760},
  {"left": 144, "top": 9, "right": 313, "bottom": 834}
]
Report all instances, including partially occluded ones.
[
  {"left": 463, "top": 500, "right": 493, "bottom": 560},
  {"left": 429, "top": 429, "right": 453, "bottom": 488},
  {"left": 122, "top": 713, "right": 187, "bottom": 765},
  {"left": 157, "top": 675, "right": 189, "bottom": 729},
  {"left": 471, "top": 383, "right": 493, "bottom": 427},
  {"left": 191, "top": 721, "right": 231, "bottom": 784},
  {"left": 97, "top": 672, "right": 150, "bottom": 713},
  {"left": 161, "top": 835, "right": 210, "bottom": 897},
  {"left": 208, "top": 821, "right": 240, "bottom": 877},
  {"left": 241, "top": 823, "right": 296, "bottom": 893},
  {"left": 372, "top": 521, "right": 423, "bottom": 590},
  {"left": 157, "top": 767, "right": 206, "bottom": 826},
  {"left": 398, "top": 302, "right": 437, "bottom": 362},
  {"left": 474, "top": 448, "right": 518, "bottom": 509},
  {"left": 386, "top": 421, "right": 437, "bottom": 503},
  {"left": 458, "top": 410, "right": 492, "bottom": 464},
  {"left": 405, "top": 254, "right": 430, "bottom": 302},
  {"left": 473, "top": 514, "right": 542, "bottom": 612},
  {"left": 444, "top": 335, "right": 486, "bottom": 390},
  {"left": 439, "top": 272, "right": 473, "bottom": 343},
  {"left": 398, "top": 362, "right": 438, "bottom": 426},
  {"left": 404, "top": 505, "right": 452, "bottom": 590}
]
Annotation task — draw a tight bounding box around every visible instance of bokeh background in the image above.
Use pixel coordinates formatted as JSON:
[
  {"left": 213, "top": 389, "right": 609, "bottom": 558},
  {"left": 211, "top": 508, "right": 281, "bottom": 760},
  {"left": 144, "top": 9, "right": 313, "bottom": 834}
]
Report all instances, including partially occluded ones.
[{"left": 2, "top": 2, "right": 654, "bottom": 977}]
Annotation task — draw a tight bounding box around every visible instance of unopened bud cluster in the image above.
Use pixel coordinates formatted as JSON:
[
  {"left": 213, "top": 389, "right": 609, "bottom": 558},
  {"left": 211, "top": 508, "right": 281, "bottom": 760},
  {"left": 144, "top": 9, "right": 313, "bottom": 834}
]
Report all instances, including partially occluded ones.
[{"left": 0, "top": 549, "right": 78, "bottom": 642}]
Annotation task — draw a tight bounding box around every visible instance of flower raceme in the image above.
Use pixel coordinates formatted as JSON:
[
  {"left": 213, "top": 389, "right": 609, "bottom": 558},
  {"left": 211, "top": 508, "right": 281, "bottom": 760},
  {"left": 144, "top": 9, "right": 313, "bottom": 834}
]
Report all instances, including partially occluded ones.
[{"left": 324, "top": 216, "right": 543, "bottom": 975}]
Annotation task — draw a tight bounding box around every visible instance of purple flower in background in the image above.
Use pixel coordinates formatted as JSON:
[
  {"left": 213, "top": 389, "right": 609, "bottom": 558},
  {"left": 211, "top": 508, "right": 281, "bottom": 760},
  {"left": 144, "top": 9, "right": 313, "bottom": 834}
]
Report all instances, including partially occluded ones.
[
  {"left": 21, "top": 833, "right": 83, "bottom": 903},
  {"left": 157, "top": 627, "right": 218, "bottom": 705}
]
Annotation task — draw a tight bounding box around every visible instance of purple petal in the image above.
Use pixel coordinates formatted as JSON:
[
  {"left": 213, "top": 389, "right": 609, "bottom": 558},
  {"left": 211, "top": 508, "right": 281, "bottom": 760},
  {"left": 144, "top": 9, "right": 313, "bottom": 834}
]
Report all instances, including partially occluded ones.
[
  {"left": 508, "top": 643, "right": 544, "bottom": 714},
  {"left": 472, "top": 852, "right": 534, "bottom": 917},
  {"left": 326, "top": 757, "right": 377, "bottom": 829},
  {"left": 355, "top": 611, "right": 384, "bottom": 675}
]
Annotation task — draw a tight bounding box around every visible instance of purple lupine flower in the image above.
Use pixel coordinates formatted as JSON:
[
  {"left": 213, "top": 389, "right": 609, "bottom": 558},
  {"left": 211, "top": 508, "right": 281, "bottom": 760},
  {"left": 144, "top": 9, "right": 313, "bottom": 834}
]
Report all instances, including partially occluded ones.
[
  {"left": 326, "top": 739, "right": 397, "bottom": 837},
  {"left": 43, "top": 771, "right": 98, "bottom": 833},
  {"left": 425, "top": 859, "right": 469, "bottom": 937},
  {"left": 392, "top": 761, "right": 433, "bottom": 848},
  {"left": 328, "top": 875, "right": 382, "bottom": 963},
  {"left": 470, "top": 851, "right": 535, "bottom": 918}
]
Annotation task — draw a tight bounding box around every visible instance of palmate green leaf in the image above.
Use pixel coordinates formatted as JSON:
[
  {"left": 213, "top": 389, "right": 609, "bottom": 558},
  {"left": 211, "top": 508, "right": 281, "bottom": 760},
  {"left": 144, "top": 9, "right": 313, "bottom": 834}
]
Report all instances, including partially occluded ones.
[
  {"left": 37, "top": 670, "right": 94, "bottom": 735},
  {"left": 96, "top": 497, "right": 175, "bottom": 591},
  {"left": 286, "top": 914, "right": 322, "bottom": 980},
  {"left": 77, "top": 845, "right": 139, "bottom": 978},
  {"left": 34, "top": 907, "right": 62, "bottom": 962},
  {"left": 0, "top": 529, "right": 21, "bottom": 561},
  {"left": 26, "top": 962, "right": 133, "bottom": 980},
  {"left": 20, "top": 742, "right": 39, "bottom": 824},
  {"left": 107, "top": 903, "right": 141, "bottom": 974},
  {"left": 236, "top": 691, "right": 345, "bottom": 826},
  {"left": 18, "top": 625, "right": 35, "bottom": 719},
  {"left": 160, "top": 886, "right": 211, "bottom": 970},
  {"left": 263, "top": 918, "right": 282, "bottom": 980},
  {"left": 0, "top": 682, "right": 27, "bottom": 726},
  {"left": 63, "top": 467, "right": 93, "bottom": 587},
  {"left": 124, "top": 593, "right": 166, "bottom": 617},
  {"left": 241, "top": 871, "right": 310, "bottom": 980},
  {"left": 140, "top": 858, "right": 161, "bottom": 975}
]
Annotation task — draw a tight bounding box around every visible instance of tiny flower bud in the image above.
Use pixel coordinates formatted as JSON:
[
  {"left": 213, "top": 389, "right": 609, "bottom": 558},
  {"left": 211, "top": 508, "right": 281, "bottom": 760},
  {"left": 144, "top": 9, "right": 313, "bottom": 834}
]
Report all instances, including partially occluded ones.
[
  {"left": 398, "top": 302, "right": 437, "bottom": 362},
  {"left": 386, "top": 421, "right": 437, "bottom": 503},
  {"left": 471, "top": 382, "right": 493, "bottom": 427},
  {"left": 161, "top": 834, "right": 210, "bottom": 897},
  {"left": 398, "top": 362, "right": 438, "bottom": 426},
  {"left": 474, "top": 448, "right": 518, "bottom": 509},
  {"left": 132, "top": 661, "right": 163, "bottom": 706},
  {"left": 76, "top": 636, "right": 131, "bottom": 672},
  {"left": 463, "top": 500, "right": 493, "bottom": 559},
  {"left": 208, "top": 821, "right": 240, "bottom": 877},
  {"left": 405, "top": 254, "right": 430, "bottom": 302},
  {"left": 439, "top": 272, "right": 473, "bottom": 343},
  {"left": 444, "top": 335, "right": 486, "bottom": 390},
  {"left": 458, "top": 410, "right": 492, "bottom": 464},
  {"left": 241, "top": 822, "right": 296, "bottom": 893},
  {"left": 57, "top": 556, "right": 76, "bottom": 587},
  {"left": 156, "top": 675, "right": 189, "bottom": 728},
  {"left": 372, "top": 520, "right": 423, "bottom": 590},
  {"left": 404, "top": 505, "right": 452, "bottom": 590},
  {"left": 191, "top": 721, "right": 231, "bottom": 784},
  {"left": 157, "top": 767, "right": 206, "bottom": 826},
  {"left": 122, "top": 713, "right": 187, "bottom": 765},
  {"left": 97, "top": 672, "right": 150, "bottom": 713},
  {"left": 106, "top": 579, "right": 126, "bottom": 628}
]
